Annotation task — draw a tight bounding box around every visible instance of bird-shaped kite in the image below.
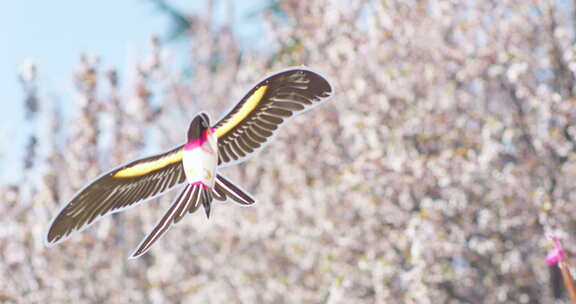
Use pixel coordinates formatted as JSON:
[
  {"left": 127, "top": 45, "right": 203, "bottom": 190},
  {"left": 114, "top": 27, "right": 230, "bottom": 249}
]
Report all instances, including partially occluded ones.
[{"left": 46, "top": 67, "right": 334, "bottom": 258}]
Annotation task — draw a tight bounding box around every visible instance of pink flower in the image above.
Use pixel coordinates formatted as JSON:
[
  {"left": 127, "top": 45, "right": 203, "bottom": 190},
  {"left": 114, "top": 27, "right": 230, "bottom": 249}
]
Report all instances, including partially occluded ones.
[{"left": 547, "top": 234, "right": 565, "bottom": 266}]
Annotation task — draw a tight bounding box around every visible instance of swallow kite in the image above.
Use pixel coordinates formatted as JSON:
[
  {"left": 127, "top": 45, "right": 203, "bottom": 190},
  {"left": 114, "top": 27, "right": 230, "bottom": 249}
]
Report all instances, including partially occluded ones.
[{"left": 46, "top": 67, "right": 334, "bottom": 258}]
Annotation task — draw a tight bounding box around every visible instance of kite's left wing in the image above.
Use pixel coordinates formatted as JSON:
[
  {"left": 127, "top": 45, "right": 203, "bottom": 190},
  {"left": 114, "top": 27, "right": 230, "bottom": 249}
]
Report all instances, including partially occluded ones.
[{"left": 46, "top": 145, "right": 186, "bottom": 245}]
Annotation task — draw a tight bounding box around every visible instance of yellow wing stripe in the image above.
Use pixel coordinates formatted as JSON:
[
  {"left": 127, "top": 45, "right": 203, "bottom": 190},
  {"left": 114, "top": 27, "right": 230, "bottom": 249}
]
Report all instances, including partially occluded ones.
[
  {"left": 216, "top": 85, "right": 268, "bottom": 138},
  {"left": 113, "top": 150, "right": 183, "bottom": 178}
]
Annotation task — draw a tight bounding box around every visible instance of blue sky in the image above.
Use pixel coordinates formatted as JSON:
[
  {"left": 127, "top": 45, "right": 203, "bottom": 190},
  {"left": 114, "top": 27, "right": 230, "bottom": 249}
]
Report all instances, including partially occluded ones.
[{"left": 0, "top": 0, "right": 265, "bottom": 182}]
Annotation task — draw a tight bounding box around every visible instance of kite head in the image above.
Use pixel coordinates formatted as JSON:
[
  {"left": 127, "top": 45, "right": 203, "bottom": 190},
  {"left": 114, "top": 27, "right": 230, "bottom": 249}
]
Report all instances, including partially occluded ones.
[{"left": 187, "top": 112, "right": 211, "bottom": 142}]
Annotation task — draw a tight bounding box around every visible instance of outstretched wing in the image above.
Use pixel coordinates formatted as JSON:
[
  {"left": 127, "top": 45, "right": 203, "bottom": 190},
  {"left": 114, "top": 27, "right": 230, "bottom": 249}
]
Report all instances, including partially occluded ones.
[
  {"left": 46, "top": 145, "right": 186, "bottom": 245},
  {"left": 213, "top": 67, "right": 334, "bottom": 166}
]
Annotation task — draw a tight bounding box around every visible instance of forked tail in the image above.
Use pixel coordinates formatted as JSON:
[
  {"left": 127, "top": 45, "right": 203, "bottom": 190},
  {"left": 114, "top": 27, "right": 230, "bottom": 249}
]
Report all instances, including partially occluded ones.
[
  {"left": 130, "top": 182, "right": 213, "bottom": 258},
  {"left": 212, "top": 174, "right": 256, "bottom": 206},
  {"left": 130, "top": 174, "right": 254, "bottom": 259}
]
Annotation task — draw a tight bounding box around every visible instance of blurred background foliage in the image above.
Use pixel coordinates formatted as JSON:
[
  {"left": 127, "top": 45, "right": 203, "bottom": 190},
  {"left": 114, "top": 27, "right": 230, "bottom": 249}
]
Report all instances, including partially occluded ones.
[{"left": 4, "top": 0, "right": 576, "bottom": 303}]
